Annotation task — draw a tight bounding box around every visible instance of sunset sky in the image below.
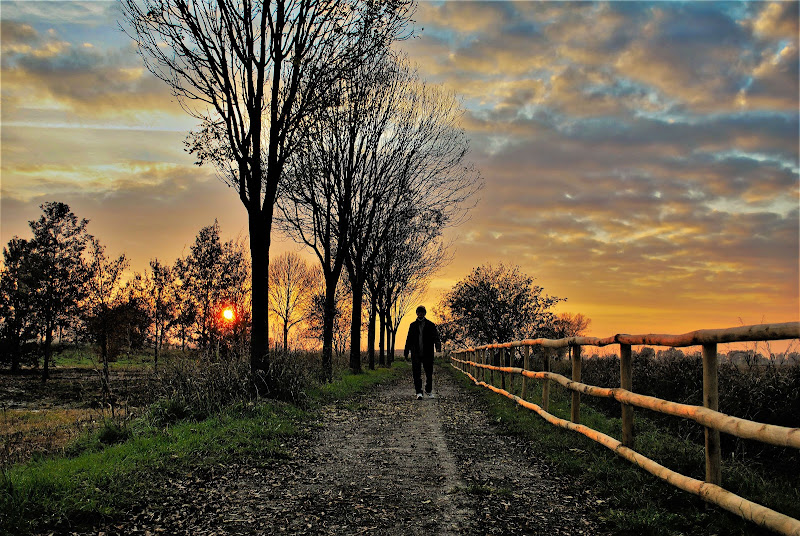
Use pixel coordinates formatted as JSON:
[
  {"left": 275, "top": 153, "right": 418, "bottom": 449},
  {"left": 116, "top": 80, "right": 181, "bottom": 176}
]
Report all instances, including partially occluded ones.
[{"left": 1, "top": 1, "right": 798, "bottom": 343}]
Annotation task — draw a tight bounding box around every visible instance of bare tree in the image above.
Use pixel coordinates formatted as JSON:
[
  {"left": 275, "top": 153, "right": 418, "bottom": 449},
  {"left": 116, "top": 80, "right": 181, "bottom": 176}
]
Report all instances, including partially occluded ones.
[
  {"left": 366, "top": 205, "right": 451, "bottom": 367},
  {"left": 276, "top": 47, "right": 397, "bottom": 378},
  {"left": 342, "top": 58, "right": 481, "bottom": 373},
  {"left": 268, "top": 251, "right": 314, "bottom": 351},
  {"left": 120, "top": 0, "right": 413, "bottom": 377}
]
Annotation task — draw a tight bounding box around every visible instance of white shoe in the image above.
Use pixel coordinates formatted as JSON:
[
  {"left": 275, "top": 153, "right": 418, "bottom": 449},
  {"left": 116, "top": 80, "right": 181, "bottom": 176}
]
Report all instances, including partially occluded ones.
[
  {"left": 425, "top": 391, "right": 434, "bottom": 399},
  {"left": 416, "top": 392, "right": 423, "bottom": 400}
]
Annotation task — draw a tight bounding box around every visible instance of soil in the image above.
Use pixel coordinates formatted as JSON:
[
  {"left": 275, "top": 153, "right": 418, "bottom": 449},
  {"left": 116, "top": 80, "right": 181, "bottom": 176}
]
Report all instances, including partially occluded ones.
[{"left": 49, "top": 364, "right": 609, "bottom": 535}]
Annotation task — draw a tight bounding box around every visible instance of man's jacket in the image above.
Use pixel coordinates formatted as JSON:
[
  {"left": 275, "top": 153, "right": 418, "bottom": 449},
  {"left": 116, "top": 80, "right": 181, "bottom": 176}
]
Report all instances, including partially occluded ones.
[{"left": 404, "top": 319, "right": 441, "bottom": 359}]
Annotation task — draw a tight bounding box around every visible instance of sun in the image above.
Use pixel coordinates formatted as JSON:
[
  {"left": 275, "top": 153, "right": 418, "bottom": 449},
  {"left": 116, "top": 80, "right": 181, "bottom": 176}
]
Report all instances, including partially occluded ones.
[{"left": 222, "top": 308, "right": 235, "bottom": 321}]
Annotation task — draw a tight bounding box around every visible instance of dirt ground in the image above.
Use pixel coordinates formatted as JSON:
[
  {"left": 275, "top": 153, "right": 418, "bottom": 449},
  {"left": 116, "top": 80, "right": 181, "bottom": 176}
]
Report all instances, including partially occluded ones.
[{"left": 58, "top": 363, "right": 608, "bottom": 536}]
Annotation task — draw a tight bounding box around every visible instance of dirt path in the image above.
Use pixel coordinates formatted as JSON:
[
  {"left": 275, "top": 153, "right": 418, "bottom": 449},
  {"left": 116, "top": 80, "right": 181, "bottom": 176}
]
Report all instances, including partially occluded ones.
[{"left": 76, "top": 364, "right": 607, "bottom": 535}]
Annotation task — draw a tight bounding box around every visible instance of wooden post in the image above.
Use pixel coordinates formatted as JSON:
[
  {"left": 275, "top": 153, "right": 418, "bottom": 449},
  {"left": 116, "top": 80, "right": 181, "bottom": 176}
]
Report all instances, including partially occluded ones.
[
  {"left": 500, "top": 348, "right": 506, "bottom": 391},
  {"left": 542, "top": 349, "right": 551, "bottom": 412},
  {"left": 472, "top": 349, "right": 476, "bottom": 378},
  {"left": 703, "top": 343, "right": 722, "bottom": 486},
  {"left": 521, "top": 345, "right": 530, "bottom": 400},
  {"left": 489, "top": 347, "right": 494, "bottom": 386},
  {"left": 571, "top": 345, "right": 581, "bottom": 424},
  {"left": 620, "top": 344, "right": 634, "bottom": 448},
  {"left": 482, "top": 348, "right": 487, "bottom": 383}
]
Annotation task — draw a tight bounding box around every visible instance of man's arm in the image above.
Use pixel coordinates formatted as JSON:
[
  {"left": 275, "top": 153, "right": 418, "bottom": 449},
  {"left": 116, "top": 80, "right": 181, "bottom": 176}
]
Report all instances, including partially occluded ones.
[{"left": 404, "top": 324, "right": 414, "bottom": 358}]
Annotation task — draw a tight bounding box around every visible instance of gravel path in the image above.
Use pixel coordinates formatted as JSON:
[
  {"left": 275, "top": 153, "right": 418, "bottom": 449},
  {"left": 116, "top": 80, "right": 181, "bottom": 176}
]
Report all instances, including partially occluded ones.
[{"left": 70, "top": 363, "right": 608, "bottom": 535}]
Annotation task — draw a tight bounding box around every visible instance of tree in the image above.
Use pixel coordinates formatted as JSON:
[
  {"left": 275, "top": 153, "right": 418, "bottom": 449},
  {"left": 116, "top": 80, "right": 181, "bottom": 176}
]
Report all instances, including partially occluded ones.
[
  {"left": 83, "top": 238, "right": 129, "bottom": 395},
  {"left": 280, "top": 51, "right": 479, "bottom": 375},
  {"left": 0, "top": 238, "right": 36, "bottom": 373},
  {"left": 27, "top": 202, "right": 91, "bottom": 381},
  {"left": 269, "top": 251, "right": 314, "bottom": 352},
  {"left": 138, "top": 259, "right": 177, "bottom": 370},
  {"left": 174, "top": 223, "right": 251, "bottom": 357},
  {"left": 439, "top": 263, "right": 565, "bottom": 348},
  {"left": 367, "top": 208, "right": 451, "bottom": 367},
  {"left": 553, "top": 312, "right": 592, "bottom": 338},
  {"left": 176, "top": 221, "right": 225, "bottom": 356},
  {"left": 303, "top": 265, "right": 351, "bottom": 360},
  {"left": 120, "top": 0, "right": 414, "bottom": 378}
]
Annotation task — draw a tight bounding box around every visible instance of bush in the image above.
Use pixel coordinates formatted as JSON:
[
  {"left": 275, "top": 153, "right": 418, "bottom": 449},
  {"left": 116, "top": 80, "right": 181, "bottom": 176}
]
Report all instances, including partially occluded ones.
[
  {"left": 578, "top": 349, "right": 800, "bottom": 474},
  {"left": 97, "top": 419, "right": 131, "bottom": 445}
]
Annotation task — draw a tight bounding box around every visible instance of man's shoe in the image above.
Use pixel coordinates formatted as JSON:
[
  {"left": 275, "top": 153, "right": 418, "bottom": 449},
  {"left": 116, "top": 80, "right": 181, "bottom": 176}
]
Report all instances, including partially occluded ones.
[
  {"left": 425, "top": 391, "right": 434, "bottom": 399},
  {"left": 416, "top": 392, "right": 423, "bottom": 400}
]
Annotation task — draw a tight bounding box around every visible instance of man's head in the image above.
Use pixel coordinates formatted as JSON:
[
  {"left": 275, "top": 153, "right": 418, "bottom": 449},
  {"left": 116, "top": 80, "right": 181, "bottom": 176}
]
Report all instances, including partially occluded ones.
[{"left": 416, "top": 305, "right": 426, "bottom": 320}]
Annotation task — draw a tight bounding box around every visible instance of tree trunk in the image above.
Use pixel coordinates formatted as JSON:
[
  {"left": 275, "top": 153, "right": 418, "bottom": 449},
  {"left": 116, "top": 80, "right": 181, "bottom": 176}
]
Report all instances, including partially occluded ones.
[
  {"left": 349, "top": 277, "right": 364, "bottom": 374},
  {"left": 283, "top": 322, "right": 289, "bottom": 353},
  {"left": 42, "top": 323, "right": 53, "bottom": 382},
  {"left": 10, "top": 331, "right": 20, "bottom": 374},
  {"left": 367, "top": 293, "right": 377, "bottom": 370},
  {"left": 249, "top": 214, "right": 270, "bottom": 375},
  {"left": 388, "top": 327, "right": 396, "bottom": 365},
  {"left": 154, "top": 321, "right": 160, "bottom": 372},
  {"left": 321, "top": 275, "right": 337, "bottom": 382},
  {"left": 378, "top": 308, "right": 386, "bottom": 367}
]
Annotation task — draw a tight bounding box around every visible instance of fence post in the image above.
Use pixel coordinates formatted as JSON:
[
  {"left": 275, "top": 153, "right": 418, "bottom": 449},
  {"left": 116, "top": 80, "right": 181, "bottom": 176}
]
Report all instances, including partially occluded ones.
[
  {"left": 489, "top": 346, "right": 494, "bottom": 386},
  {"left": 471, "top": 349, "right": 476, "bottom": 379},
  {"left": 542, "top": 348, "right": 551, "bottom": 412},
  {"left": 571, "top": 345, "right": 581, "bottom": 424},
  {"left": 620, "top": 344, "right": 634, "bottom": 448},
  {"left": 521, "top": 345, "right": 530, "bottom": 400},
  {"left": 703, "top": 343, "right": 722, "bottom": 486}
]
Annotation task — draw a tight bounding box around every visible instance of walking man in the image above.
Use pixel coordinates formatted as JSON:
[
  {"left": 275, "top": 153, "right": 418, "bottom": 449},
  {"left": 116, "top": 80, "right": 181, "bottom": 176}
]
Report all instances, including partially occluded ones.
[{"left": 404, "top": 305, "right": 441, "bottom": 400}]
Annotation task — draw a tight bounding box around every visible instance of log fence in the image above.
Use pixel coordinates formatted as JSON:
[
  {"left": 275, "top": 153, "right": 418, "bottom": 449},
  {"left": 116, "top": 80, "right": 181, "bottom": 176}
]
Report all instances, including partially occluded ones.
[{"left": 450, "top": 321, "right": 800, "bottom": 536}]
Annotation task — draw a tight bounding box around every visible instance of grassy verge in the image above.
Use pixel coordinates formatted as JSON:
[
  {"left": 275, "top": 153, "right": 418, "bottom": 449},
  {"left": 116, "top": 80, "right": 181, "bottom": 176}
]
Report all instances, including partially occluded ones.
[
  {"left": 446, "top": 362, "right": 799, "bottom": 536},
  {"left": 1, "top": 362, "right": 405, "bottom": 536}
]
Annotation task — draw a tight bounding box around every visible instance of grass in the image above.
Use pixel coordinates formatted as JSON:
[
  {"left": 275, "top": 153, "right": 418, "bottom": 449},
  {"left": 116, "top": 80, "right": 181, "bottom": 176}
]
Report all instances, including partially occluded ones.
[
  {"left": 49, "top": 346, "right": 154, "bottom": 370},
  {"left": 447, "top": 362, "right": 800, "bottom": 536},
  {"left": 0, "top": 361, "right": 404, "bottom": 536}
]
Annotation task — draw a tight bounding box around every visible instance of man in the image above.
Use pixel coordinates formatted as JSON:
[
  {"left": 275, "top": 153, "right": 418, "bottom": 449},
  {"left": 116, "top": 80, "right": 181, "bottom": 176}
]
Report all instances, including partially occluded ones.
[{"left": 404, "top": 305, "right": 441, "bottom": 400}]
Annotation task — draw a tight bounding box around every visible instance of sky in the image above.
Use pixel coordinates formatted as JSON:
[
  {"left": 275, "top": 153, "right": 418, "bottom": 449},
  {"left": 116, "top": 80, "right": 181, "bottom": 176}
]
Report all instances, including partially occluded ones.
[{"left": 1, "top": 1, "right": 798, "bottom": 344}]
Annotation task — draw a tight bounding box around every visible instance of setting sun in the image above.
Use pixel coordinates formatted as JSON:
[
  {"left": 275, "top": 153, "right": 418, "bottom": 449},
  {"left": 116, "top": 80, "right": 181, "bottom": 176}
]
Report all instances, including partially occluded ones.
[{"left": 222, "top": 308, "right": 235, "bottom": 321}]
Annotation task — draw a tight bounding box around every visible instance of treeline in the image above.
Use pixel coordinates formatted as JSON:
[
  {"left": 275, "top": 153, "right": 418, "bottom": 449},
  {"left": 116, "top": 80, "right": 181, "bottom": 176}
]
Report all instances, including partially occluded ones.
[
  {"left": 0, "top": 202, "right": 442, "bottom": 381},
  {"left": 0, "top": 204, "right": 244, "bottom": 380}
]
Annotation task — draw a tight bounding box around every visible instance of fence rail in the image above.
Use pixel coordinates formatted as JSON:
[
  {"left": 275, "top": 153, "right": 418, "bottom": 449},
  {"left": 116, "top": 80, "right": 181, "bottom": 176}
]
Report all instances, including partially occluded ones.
[{"left": 450, "top": 321, "right": 800, "bottom": 536}]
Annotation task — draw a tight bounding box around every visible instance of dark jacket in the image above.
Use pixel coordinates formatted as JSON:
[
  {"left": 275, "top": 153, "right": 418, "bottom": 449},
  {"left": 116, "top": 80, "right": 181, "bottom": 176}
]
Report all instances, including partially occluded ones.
[{"left": 404, "top": 318, "right": 441, "bottom": 359}]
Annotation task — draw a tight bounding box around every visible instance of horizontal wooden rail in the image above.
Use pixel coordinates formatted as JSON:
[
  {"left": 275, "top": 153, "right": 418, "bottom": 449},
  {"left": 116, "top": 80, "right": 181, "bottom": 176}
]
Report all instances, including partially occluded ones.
[
  {"left": 458, "top": 321, "right": 799, "bottom": 351},
  {"left": 451, "top": 366, "right": 800, "bottom": 536},
  {"left": 451, "top": 360, "right": 800, "bottom": 449},
  {"left": 450, "top": 321, "right": 800, "bottom": 535}
]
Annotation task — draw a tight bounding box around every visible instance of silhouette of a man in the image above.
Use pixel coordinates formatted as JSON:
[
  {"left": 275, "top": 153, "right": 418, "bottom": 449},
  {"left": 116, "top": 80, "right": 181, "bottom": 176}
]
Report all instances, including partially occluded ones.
[{"left": 404, "top": 305, "right": 441, "bottom": 399}]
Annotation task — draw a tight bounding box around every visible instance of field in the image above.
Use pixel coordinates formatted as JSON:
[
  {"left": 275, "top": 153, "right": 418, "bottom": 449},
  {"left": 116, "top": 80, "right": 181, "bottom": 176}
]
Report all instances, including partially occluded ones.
[{"left": 1, "top": 360, "right": 156, "bottom": 467}]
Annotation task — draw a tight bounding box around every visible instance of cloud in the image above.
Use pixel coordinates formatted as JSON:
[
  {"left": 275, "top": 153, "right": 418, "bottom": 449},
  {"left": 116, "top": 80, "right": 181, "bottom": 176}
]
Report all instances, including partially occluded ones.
[
  {"left": 1, "top": 15, "right": 183, "bottom": 126},
  {"left": 750, "top": 1, "right": 799, "bottom": 40}
]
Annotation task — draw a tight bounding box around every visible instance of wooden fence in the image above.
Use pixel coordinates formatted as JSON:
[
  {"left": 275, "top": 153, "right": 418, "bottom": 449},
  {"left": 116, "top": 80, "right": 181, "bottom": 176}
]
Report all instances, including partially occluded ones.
[{"left": 450, "top": 322, "right": 800, "bottom": 536}]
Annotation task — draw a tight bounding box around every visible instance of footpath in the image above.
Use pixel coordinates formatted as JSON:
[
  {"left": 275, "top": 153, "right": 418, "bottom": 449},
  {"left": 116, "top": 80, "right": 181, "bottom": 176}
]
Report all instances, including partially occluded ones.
[{"left": 74, "top": 364, "right": 607, "bottom": 535}]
